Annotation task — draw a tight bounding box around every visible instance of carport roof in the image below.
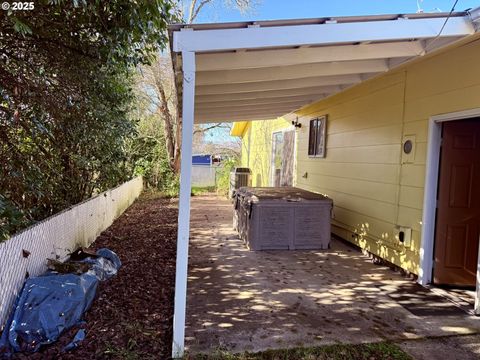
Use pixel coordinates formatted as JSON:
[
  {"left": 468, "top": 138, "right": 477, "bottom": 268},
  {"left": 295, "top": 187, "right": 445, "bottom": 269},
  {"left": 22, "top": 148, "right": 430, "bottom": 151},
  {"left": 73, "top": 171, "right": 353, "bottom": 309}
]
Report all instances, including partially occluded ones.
[{"left": 169, "top": 8, "right": 480, "bottom": 124}]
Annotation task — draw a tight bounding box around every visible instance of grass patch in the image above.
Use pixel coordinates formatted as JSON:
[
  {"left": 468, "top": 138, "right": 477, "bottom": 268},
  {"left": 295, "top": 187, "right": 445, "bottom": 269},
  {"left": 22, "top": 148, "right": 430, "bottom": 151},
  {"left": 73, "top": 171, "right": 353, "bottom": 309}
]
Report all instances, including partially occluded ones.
[
  {"left": 191, "top": 186, "right": 216, "bottom": 196},
  {"left": 186, "top": 342, "right": 412, "bottom": 360}
]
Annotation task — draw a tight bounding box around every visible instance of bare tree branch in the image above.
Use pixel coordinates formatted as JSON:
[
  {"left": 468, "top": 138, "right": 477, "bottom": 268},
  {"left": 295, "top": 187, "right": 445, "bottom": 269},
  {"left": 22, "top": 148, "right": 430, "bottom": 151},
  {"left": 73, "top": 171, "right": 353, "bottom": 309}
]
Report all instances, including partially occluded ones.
[
  {"left": 189, "top": 0, "right": 214, "bottom": 23},
  {"left": 193, "top": 122, "right": 226, "bottom": 135}
]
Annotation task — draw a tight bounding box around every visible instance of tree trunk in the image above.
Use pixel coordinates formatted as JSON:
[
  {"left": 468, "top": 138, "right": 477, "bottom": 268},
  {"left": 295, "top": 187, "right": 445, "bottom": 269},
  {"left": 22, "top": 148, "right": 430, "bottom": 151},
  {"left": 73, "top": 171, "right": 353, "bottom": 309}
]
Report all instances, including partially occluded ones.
[
  {"left": 172, "top": 115, "right": 182, "bottom": 172},
  {"left": 153, "top": 71, "right": 177, "bottom": 169}
]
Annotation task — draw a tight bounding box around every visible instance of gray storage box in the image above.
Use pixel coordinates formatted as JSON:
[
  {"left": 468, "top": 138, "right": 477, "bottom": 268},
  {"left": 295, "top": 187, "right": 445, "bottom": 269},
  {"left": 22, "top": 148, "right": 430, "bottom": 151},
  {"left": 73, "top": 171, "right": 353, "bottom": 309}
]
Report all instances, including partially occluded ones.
[{"left": 234, "top": 187, "right": 333, "bottom": 250}]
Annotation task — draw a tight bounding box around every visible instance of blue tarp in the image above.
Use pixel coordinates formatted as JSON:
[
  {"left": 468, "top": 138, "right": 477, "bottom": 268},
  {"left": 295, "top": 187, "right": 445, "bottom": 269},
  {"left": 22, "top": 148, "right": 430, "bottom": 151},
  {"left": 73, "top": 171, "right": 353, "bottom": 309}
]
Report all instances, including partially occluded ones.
[{"left": 0, "top": 248, "right": 120, "bottom": 356}]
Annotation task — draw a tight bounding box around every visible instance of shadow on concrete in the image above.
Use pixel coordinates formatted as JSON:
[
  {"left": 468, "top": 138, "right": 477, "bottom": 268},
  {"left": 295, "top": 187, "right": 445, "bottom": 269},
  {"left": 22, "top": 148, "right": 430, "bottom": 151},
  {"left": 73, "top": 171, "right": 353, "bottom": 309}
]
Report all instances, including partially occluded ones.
[{"left": 185, "top": 195, "right": 480, "bottom": 356}]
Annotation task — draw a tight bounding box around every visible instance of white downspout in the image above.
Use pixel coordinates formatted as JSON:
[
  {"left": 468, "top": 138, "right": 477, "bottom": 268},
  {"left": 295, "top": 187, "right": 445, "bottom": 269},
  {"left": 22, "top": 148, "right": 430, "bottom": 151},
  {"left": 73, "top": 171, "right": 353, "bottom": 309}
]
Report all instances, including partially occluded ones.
[{"left": 172, "top": 50, "right": 195, "bottom": 358}]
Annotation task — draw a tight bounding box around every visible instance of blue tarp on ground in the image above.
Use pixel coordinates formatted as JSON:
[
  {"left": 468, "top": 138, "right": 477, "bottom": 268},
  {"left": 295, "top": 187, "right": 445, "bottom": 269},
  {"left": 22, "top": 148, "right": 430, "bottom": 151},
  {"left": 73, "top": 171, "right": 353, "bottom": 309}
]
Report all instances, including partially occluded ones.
[{"left": 0, "top": 248, "right": 120, "bottom": 356}]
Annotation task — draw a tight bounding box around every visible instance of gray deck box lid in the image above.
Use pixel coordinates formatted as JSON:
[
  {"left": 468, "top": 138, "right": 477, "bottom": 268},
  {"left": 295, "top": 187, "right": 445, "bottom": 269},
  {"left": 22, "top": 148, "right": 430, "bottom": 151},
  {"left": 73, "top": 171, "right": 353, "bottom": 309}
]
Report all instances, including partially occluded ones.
[{"left": 237, "top": 186, "right": 332, "bottom": 203}]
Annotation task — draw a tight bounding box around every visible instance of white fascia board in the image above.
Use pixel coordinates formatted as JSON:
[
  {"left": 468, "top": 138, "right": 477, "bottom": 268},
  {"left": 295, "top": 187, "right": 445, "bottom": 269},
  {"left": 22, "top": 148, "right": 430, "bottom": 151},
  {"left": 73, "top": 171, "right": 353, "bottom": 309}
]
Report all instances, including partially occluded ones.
[
  {"left": 196, "top": 41, "right": 424, "bottom": 71},
  {"left": 173, "top": 17, "right": 474, "bottom": 53}
]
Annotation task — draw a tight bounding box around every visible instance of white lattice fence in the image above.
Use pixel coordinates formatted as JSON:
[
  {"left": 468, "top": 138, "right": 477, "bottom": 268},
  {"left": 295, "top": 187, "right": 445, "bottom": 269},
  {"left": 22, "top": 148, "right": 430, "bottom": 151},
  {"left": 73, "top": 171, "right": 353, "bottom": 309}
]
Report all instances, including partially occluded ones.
[{"left": 0, "top": 176, "right": 143, "bottom": 330}]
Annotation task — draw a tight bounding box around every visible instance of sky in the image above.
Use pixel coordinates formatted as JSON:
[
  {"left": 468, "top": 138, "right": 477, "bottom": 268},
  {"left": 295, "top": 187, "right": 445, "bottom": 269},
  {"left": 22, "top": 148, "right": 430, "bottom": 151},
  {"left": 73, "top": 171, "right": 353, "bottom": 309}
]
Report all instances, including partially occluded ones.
[{"left": 195, "top": 0, "right": 480, "bottom": 23}]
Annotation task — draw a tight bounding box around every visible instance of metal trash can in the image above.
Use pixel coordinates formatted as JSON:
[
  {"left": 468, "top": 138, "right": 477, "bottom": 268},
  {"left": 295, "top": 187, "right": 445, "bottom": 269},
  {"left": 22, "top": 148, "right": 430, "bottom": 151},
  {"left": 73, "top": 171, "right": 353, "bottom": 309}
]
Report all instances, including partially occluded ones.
[{"left": 229, "top": 167, "right": 251, "bottom": 198}]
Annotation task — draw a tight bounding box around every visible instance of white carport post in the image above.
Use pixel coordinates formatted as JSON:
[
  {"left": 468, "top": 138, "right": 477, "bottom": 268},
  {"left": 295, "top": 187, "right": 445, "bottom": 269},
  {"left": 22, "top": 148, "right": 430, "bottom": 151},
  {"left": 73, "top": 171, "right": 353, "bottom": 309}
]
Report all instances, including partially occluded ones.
[{"left": 172, "top": 51, "right": 195, "bottom": 358}]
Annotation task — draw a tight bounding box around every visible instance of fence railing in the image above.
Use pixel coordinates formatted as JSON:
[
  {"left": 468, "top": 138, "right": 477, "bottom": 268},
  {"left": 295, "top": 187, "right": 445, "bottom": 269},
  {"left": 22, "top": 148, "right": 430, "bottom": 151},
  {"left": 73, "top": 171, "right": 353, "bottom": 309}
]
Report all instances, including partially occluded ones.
[
  {"left": 191, "top": 165, "right": 221, "bottom": 187},
  {"left": 0, "top": 176, "right": 143, "bottom": 330}
]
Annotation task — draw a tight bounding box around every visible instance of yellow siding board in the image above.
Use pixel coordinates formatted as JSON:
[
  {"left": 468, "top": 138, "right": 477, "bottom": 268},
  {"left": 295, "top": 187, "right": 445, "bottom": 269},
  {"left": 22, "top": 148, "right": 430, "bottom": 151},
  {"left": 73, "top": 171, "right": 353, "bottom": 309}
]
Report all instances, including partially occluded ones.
[
  {"left": 332, "top": 207, "right": 396, "bottom": 237},
  {"left": 404, "top": 84, "right": 480, "bottom": 122},
  {"left": 332, "top": 224, "right": 419, "bottom": 274},
  {"left": 295, "top": 185, "right": 397, "bottom": 224},
  {"left": 410, "top": 230, "right": 421, "bottom": 253},
  {"left": 403, "top": 120, "right": 429, "bottom": 142},
  {"left": 399, "top": 186, "right": 424, "bottom": 210},
  {"left": 400, "top": 164, "right": 426, "bottom": 187},
  {"left": 318, "top": 144, "right": 400, "bottom": 164},
  {"left": 299, "top": 103, "right": 405, "bottom": 136},
  {"left": 397, "top": 206, "right": 423, "bottom": 232},
  {"left": 405, "top": 40, "right": 480, "bottom": 101},
  {"left": 296, "top": 161, "right": 400, "bottom": 185},
  {"left": 297, "top": 173, "right": 398, "bottom": 204},
  {"left": 299, "top": 90, "right": 405, "bottom": 132},
  {"left": 324, "top": 124, "right": 403, "bottom": 148}
]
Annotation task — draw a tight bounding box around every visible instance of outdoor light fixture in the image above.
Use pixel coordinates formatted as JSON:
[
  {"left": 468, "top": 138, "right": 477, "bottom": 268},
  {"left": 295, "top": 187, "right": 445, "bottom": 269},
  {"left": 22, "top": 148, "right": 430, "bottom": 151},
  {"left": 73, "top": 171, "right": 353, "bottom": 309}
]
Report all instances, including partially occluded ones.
[{"left": 292, "top": 118, "right": 302, "bottom": 128}]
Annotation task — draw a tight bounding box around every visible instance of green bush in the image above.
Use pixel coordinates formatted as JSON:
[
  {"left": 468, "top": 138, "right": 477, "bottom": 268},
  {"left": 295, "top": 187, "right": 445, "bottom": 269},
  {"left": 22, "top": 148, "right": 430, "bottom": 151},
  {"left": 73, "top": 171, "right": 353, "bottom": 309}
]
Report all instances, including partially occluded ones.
[
  {"left": 216, "top": 157, "right": 239, "bottom": 197},
  {"left": 0, "top": 1, "right": 176, "bottom": 241}
]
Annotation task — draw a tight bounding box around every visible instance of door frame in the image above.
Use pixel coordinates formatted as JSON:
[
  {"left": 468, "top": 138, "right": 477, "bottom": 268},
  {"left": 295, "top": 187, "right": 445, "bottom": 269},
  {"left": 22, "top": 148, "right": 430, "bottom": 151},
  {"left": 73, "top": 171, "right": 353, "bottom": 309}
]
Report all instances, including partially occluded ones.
[
  {"left": 419, "top": 108, "right": 480, "bottom": 314},
  {"left": 270, "top": 126, "right": 296, "bottom": 186}
]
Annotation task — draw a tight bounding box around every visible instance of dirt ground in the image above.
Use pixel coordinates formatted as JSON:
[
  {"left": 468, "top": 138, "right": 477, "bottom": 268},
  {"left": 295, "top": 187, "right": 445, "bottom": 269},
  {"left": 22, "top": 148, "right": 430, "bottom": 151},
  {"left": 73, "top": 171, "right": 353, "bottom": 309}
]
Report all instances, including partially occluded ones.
[{"left": 13, "top": 193, "right": 178, "bottom": 359}]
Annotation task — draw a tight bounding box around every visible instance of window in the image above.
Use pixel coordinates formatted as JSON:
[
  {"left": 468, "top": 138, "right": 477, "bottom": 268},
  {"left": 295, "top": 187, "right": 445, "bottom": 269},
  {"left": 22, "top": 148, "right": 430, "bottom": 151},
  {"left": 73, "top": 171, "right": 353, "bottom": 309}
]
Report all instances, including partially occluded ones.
[{"left": 308, "top": 116, "right": 327, "bottom": 157}]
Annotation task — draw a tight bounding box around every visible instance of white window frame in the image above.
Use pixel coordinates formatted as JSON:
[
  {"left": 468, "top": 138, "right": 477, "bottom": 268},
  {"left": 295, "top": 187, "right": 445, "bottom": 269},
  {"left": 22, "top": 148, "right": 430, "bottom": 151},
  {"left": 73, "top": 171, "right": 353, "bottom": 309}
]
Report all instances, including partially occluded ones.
[{"left": 308, "top": 115, "right": 327, "bottom": 158}]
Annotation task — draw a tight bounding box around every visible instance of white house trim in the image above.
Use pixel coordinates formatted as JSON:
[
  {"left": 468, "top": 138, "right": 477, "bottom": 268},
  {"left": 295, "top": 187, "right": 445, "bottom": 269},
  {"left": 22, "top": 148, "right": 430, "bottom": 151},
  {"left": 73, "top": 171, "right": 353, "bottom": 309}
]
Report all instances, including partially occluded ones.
[
  {"left": 173, "top": 17, "right": 473, "bottom": 53},
  {"left": 419, "top": 108, "right": 480, "bottom": 314},
  {"left": 172, "top": 51, "right": 195, "bottom": 359}
]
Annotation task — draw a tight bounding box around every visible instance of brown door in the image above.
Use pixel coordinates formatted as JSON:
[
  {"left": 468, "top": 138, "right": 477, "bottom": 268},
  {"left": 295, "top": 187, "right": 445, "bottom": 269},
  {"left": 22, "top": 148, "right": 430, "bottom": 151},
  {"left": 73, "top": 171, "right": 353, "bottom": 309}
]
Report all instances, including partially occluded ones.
[
  {"left": 434, "top": 118, "right": 480, "bottom": 286},
  {"left": 281, "top": 130, "right": 295, "bottom": 186}
]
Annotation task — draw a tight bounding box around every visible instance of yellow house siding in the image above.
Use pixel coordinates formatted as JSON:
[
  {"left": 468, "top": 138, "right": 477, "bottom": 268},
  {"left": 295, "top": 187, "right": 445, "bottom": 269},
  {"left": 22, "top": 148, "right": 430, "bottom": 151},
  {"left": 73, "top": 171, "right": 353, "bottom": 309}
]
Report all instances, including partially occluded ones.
[
  {"left": 292, "top": 37, "right": 480, "bottom": 275},
  {"left": 295, "top": 71, "right": 406, "bottom": 262},
  {"left": 240, "top": 122, "right": 250, "bottom": 169},
  {"left": 240, "top": 118, "right": 292, "bottom": 186},
  {"left": 237, "top": 36, "right": 480, "bottom": 275},
  {"left": 237, "top": 35, "right": 480, "bottom": 274}
]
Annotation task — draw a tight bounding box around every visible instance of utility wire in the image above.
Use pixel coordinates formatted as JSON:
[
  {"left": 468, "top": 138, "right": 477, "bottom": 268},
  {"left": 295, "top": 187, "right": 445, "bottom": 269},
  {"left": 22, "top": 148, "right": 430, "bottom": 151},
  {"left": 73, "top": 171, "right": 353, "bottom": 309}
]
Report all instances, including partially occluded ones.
[{"left": 425, "top": 0, "right": 460, "bottom": 52}]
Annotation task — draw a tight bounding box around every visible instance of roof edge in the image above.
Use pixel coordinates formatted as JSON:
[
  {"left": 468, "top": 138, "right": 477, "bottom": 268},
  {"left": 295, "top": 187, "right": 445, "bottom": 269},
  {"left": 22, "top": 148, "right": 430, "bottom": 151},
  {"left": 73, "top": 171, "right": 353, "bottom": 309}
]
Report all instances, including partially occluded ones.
[{"left": 230, "top": 122, "right": 249, "bottom": 137}]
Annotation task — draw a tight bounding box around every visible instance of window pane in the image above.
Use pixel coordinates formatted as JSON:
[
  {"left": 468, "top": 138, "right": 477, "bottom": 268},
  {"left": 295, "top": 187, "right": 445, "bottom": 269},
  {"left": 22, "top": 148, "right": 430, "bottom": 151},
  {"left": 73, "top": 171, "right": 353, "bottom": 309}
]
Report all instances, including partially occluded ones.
[
  {"left": 308, "top": 119, "right": 317, "bottom": 156},
  {"left": 315, "top": 118, "right": 325, "bottom": 157}
]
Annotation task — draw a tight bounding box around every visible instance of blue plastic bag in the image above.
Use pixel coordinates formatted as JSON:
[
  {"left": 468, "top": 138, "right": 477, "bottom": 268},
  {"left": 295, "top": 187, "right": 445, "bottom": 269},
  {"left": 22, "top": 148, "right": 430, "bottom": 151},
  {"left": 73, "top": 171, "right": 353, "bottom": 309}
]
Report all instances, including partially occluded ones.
[{"left": 0, "top": 248, "right": 120, "bottom": 355}]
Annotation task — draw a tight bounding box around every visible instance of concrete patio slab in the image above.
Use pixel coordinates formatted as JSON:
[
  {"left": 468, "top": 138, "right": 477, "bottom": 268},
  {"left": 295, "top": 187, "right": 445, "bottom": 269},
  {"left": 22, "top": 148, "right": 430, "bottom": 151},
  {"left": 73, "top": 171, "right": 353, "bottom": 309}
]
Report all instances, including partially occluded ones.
[{"left": 185, "top": 195, "right": 480, "bottom": 355}]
